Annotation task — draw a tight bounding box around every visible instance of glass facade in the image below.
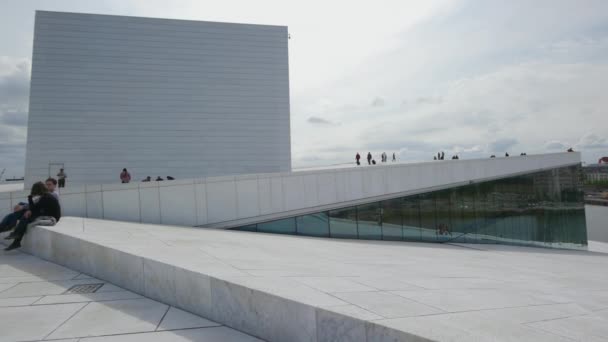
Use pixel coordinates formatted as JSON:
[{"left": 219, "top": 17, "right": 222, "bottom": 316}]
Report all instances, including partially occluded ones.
[{"left": 233, "top": 165, "right": 587, "bottom": 249}]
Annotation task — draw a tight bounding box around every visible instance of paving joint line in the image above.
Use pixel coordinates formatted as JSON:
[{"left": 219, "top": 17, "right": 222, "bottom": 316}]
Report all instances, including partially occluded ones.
[
  {"left": 522, "top": 311, "right": 591, "bottom": 325},
  {"left": 42, "top": 301, "right": 90, "bottom": 340},
  {"left": 522, "top": 321, "right": 579, "bottom": 342},
  {"left": 29, "top": 296, "right": 145, "bottom": 307},
  {"left": 155, "top": 305, "right": 172, "bottom": 331},
  {"left": 38, "top": 325, "right": 229, "bottom": 342},
  {"left": 0, "top": 282, "right": 22, "bottom": 295}
]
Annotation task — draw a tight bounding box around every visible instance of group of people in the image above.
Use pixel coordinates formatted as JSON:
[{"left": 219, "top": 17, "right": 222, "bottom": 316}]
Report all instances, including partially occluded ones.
[
  {"left": 434, "top": 152, "right": 459, "bottom": 160},
  {"left": 141, "top": 176, "right": 175, "bottom": 182},
  {"left": 120, "top": 169, "right": 175, "bottom": 183},
  {"left": 0, "top": 178, "right": 62, "bottom": 251},
  {"left": 355, "top": 152, "right": 397, "bottom": 165}
]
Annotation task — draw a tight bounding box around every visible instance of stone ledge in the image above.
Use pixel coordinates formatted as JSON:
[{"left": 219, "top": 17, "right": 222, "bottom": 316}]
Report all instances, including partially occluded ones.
[{"left": 19, "top": 221, "right": 431, "bottom": 342}]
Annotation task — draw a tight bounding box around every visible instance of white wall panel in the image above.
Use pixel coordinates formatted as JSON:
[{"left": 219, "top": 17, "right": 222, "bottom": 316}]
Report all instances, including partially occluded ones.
[
  {"left": 194, "top": 181, "right": 208, "bottom": 226},
  {"left": 316, "top": 172, "right": 337, "bottom": 206},
  {"left": 270, "top": 177, "right": 284, "bottom": 213},
  {"left": 206, "top": 179, "right": 237, "bottom": 223},
  {"left": 236, "top": 178, "right": 259, "bottom": 219},
  {"left": 283, "top": 175, "right": 304, "bottom": 211},
  {"left": 302, "top": 174, "right": 318, "bottom": 208},
  {"left": 85, "top": 187, "right": 103, "bottom": 219},
  {"left": 24, "top": 11, "right": 290, "bottom": 187},
  {"left": 160, "top": 182, "right": 196, "bottom": 226},
  {"left": 348, "top": 171, "right": 364, "bottom": 201},
  {"left": 102, "top": 189, "right": 140, "bottom": 222},
  {"left": 257, "top": 178, "right": 272, "bottom": 215},
  {"left": 334, "top": 171, "right": 348, "bottom": 203},
  {"left": 139, "top": 184, "right": 161, "bottom": 224},
  {"left": 60, "top": 190, "right": 86, "bottom": 217}
]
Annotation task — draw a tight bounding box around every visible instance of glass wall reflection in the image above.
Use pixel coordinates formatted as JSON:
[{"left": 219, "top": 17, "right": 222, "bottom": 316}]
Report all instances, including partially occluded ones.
[{"left": 233, "top": 165, "right": 587, "bottom": 249}]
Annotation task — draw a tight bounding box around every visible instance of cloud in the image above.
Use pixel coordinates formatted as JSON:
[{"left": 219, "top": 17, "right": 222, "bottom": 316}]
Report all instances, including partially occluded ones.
[
  {"left": 0, "top": 56, "right": 30, "bottom": 105},
  {"left": 371, "top": 97, "right": 385, "bottom": 107},
  {"left": 544, "top": 140, "right": 568, "bottom": 151},
  {"left": 576, "top": 133, "right": 608, "bottom": 149},
  {"left": 415, "top": 96, "right": 443, "bottom": 105},
  {"left": 1, "top": 109, "right": 28, "bottom": 126},
  {"left": 307, "top": 116, "right": 338, "bottom": 125},
  {"left": 488, "top": 138, "right": 519, "bottom": 153},
  {"left": 0, "top": 57, "right": 30, "bottom": 177}
]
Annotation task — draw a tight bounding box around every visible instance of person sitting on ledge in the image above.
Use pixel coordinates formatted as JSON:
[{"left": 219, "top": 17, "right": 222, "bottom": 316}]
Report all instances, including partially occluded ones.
[
  {"left": 4, "top": 181, "right": 61, "bottom": 251},
  {"left": 1, "top": 178, "right": 59, "bottom": 238}
]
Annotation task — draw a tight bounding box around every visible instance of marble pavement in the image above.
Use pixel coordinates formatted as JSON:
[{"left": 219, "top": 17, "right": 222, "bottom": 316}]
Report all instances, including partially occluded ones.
[
  {"left": 8, "top": 217, "right": 608, "bottom": 341},
  {"left": 0, "top": 246, "right": 264, "bottom": 341}
]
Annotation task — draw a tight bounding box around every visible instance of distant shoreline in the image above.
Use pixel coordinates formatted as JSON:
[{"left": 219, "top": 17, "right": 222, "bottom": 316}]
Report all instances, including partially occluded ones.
[{"left": 586, "top": 198, "right": 608, "bottom": 207}]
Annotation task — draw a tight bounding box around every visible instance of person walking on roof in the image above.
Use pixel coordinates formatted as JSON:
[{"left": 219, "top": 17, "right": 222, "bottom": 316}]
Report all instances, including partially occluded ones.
[
  {"left": 120, "top": 168, "right": 131, "bottom": 183},
  {"left": 56, "top": 168, "right": 66, "bottom": 188}
]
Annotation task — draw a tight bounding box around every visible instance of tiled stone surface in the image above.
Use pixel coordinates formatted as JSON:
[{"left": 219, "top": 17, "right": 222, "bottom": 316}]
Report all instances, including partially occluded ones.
[
  {"left": 48, "top": 298, "right": 169, "bottom": 339},
  {"left": 79, "top": 327, "right": 264, "bottom": 341},
  {"left": 157, "top": 306, "right": 220, "bottom": 331},
  {"left": 332, "top": 291, "right": 444, "bottom": 318},
  {"left": 0, "top": 303, "right": 85, "bottom": 342},
  {"left": 12, "top": 217, "right": 608, "bottom": 341},
  {"left": 0, "top": 247, "right": 265, "bottom": 342}
]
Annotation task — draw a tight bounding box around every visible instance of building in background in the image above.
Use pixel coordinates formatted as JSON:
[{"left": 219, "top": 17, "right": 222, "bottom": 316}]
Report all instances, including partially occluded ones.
[
  {"left": 24, "top": 11, "right": 290, "bottom": 186},
  {"left": 584, "top": 163, "right": 608, "bottom": 182}
]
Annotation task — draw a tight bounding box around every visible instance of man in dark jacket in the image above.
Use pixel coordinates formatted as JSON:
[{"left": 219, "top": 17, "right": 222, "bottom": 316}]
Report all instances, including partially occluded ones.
[{"left": 5, "top": 182, "right": 61, "bottom": 251}]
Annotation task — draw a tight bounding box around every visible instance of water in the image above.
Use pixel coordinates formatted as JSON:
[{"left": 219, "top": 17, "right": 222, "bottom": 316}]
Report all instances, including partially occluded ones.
[{"left": 586, "top": 204, "right": 608, "bottom": 242}]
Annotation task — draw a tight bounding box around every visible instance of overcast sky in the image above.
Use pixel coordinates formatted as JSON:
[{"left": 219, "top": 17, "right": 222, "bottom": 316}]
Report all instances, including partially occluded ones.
[{"left": 1, "top": 0, "right": 607, "bottom": 177}]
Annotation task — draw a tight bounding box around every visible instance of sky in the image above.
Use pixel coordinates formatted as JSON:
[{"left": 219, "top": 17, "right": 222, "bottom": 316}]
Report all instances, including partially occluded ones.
[{"left": 1, "top": 0, "right": 607, "bottom": 177}]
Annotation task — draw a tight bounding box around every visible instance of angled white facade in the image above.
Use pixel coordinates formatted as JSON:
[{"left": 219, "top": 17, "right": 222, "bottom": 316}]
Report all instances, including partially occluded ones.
[
  {"left": 24, "top": 11, "right": 290, "bottom": 186},
  {"left": 3, "top": 152, "right": 582, "bottom": 228}
]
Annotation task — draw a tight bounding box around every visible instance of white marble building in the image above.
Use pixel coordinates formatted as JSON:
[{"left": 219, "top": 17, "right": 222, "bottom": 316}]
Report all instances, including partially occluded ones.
[{"left": 24, "top": 11, "right": 290, "bottom": 186}]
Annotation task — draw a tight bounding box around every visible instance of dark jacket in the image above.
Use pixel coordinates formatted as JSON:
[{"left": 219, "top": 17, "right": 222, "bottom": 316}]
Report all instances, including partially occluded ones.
[{"left": 28, "top": 193, "right": 61, "bottom": 222}]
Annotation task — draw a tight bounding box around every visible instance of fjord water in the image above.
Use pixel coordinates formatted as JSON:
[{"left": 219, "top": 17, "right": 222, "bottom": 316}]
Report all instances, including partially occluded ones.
[{"left": 587, "top": 204, "right": 608, "bottom": 242}]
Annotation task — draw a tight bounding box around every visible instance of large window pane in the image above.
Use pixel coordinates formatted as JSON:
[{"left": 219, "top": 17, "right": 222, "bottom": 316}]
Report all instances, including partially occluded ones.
[
  {"left": 357, "top": 202, "right": 382, "bottom": 240},
  {"left": 234, "top": 224, "right": 257, "bottom": 232},
  {"left": 461, "top": 186, "right": 479, "bottom": 243},
  {"left": 329, "top": 207, "right": 358, "bottom": 239},
  {"left": 402, "top": 196, "right": 421, "bottom": 241},
  {"left": 257, "top": 217, "right": 296, "bottom": 234},
  {"left": 296, "top": 212, "right": 329, "bottom": 237},
  {"left": 229, "top": 165, "right": 587, "bottom": 249},
  {"left": 475, "top": 183, "right": 496, "bottom": 244},
  {"left": 448, "top": 187, "right": 466, "bottom": 243},
  {"left": 382, "top": 198, "right": 403, "bottom": 240},
  {"left": 418, "top": 193, "right": 436, "bottom": 242},
  {"left": 434, "top": 190, "right": 452, "bottom": 242}
]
